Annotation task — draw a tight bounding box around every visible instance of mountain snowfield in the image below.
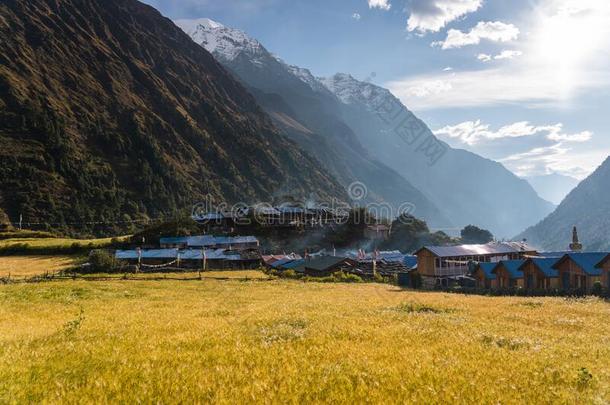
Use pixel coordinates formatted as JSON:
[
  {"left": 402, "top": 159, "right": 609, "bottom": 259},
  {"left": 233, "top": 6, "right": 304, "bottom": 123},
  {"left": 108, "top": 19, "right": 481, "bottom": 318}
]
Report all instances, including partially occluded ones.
[{"left": 175, "top": 18, "right": 555, "bottom": 238}]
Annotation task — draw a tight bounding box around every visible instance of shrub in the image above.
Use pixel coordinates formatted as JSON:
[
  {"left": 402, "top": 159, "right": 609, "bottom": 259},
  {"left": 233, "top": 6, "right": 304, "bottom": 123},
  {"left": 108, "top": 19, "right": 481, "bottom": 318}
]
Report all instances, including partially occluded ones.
[
  {"left": 88, "top": 250, "right": 116, "bottom": 273},
  {"left": 591, "top": 281, "right": 603, "bottom": 296},
  {"left": 280, "top": 269, "right": 299, "bottom": 279},
  {"left": 332, "top": 271, "right": 363, "bottom": 283}
]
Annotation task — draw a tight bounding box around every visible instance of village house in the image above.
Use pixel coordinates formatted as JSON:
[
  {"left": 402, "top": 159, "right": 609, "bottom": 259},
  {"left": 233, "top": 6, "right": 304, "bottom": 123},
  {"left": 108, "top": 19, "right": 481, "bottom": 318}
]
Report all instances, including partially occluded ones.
[
  {"left": 595, "top": 254, "right": 610, "bottom": 290},
  {"left": 473, "top": 262, "right": 497, "bottom": 289},
  {"left": 160, "top": 235, "right": 259, "bottom": 251},
  {"left": 291, "top": 256, "right": 356, "bottom": 278},
  {"left": 518, "top": 257, "right": 560, "bottom": 290},
  {"left": 115, "top": 248, "right": 261, "bottom": 270},
  {"left": 491, "top": 260, "right": 525, "bottom": 288},
  {"left": 552, "top": 252, "right": 607, "bottom": 292},
  {"left": 415, "top": 242, "right": 536, "bottom": 287}
]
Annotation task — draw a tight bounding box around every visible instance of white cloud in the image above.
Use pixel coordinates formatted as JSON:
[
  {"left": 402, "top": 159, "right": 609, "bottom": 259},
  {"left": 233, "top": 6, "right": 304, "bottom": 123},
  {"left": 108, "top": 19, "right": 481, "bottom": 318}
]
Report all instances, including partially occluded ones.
[
  {"left": 352, "top": 13, "right": 362, "bottom": 21},
  {"left": 390, "top": 0, "right": 610, "bottom": 109},
  {"left": 494, "top": 50, "right": 523, "bottom": 60},
  {"left": 433, "top": 120, "right": 597, "bottom": 178},
  {"left": 407, "top": 0, "right": 482, "bottom": 33},
  {"left": 498, "top": 144, "right": 601, "bottom": 179},
  {"left": 434, "top": 120, "right": 592, "bottom": 146},
  {"left": 386, "top": 67, "right": 610, "bottom": 110},
  {"left": 433, "top": 21, "right": 520, "bottom": 49},
  {"left": 478, "top": 50, "right": 523, "bottom": 62},
  {"left": 402, "top": 79, "right": 453, "bottom": 98},
  {"left": 443, "top": 66, "right": 453, "bottom": 71},
  {"left": 547, "top": 130, "right": 592, "bottom": 142},
  {"left": 368, "top": 0, "right": 390, "bottom": 11}
]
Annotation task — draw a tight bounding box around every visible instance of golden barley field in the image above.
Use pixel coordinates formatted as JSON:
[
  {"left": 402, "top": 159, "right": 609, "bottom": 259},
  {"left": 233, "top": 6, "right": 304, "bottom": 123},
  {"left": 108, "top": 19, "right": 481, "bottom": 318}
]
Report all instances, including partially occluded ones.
[
  {"left": 0, "top": 236, "right": 128, "bottom": 251},
  {"left": 1, "top": 277, "right": 609, "bottom": 404},
  {"left": 0, "top": 256, "right": 81, "bottom": 278}
]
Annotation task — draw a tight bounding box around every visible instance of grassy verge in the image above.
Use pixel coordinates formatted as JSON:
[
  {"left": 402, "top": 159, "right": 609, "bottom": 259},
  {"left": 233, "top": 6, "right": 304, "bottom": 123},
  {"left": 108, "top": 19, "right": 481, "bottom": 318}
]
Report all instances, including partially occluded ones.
[{"left": 0, "top": 280, "right": 608, "bottom": 403}]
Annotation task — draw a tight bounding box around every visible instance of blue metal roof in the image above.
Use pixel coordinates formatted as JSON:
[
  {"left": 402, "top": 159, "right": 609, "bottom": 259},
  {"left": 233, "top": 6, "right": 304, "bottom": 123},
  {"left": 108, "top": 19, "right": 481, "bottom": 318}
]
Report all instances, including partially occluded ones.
[
  {"left": 281, "top": 259, "right": 306, "bottom": 269},
  {"left": 270, "top": 258, "right": 294, "bottom": 268},
  {"left": 159, "top": 237, "right": 188, "bottom": 245},
  {"left": 185, "top": 235, "right": 259, "bottom": 247},
  {"left": 553, "top": 252, "right": 607, "bottom": 276},
  {"left": 403, "top": 255, "right": 418, "bottom": 269},
  {"left": 115, "top": 249, "right": 246, "bottom": 261},
  {"left": 186, "top": 235, "right": 216, "bottom": 247},
  {"left": 115, "top": 249, "right": 179, "bottom": 260},
  {"left": 477, "top": 262, "right": 497, "bottom": 280},
  {"left": 520, "top": 257, "right": 559, "bottom": 278},
  {"left": 493, "top": 260, "right": 525, "bottom": 279}
]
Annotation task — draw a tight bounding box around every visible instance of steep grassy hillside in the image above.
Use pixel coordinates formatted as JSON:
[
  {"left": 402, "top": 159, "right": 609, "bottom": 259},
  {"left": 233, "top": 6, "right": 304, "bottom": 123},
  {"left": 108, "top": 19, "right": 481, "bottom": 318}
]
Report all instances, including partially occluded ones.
[{"left": 0, "top": 0, "right": 344, "bottom": 236}]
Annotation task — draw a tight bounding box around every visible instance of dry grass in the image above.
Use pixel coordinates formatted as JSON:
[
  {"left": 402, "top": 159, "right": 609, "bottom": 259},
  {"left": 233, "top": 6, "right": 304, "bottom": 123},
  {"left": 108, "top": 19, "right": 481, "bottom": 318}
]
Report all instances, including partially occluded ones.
[
  {"left": 0, "top": 279, "right": 609, "bottom": 403},
  {"left": 0, "top": 236, "right": 128, "bottom": 250},
  {"left": 0, "top": 256, "right": 81, "bottom": 278}
]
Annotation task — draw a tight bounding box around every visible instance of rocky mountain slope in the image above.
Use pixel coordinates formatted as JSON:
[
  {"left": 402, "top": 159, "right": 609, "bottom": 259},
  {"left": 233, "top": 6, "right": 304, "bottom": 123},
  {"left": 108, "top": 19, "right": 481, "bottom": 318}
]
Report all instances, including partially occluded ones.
[
  {"left": 0, "top": 0, "right": 345, "bottom": 235},
  {"left": 518, "top": 157, "right": 610, "bottom": 251},
  {"left": 176, "top": 18, "right": 450, "bottom": 227}
]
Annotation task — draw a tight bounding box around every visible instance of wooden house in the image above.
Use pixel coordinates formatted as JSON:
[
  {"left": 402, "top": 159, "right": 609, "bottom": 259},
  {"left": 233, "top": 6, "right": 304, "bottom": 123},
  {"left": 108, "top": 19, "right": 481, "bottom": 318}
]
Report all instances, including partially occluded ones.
[
  {"left": 473, "top": 262, "right": 497, "bottom": 289},
  {"left": 415, "top": 242, "right": 536, "bottom": 287},
  {"left": 552, "top": 253, "right": 606, "bottom": 292},
  {"left": 595, "top": 254, "right": 610, "bottom": 290},
  {"left": 491, "top": 260, "right": 525, "bottom": 289},
  {"left": 292, "top": 256, "right": 356, "bottom": 277},
  {"left": 518, "top": 257, "right": 560, "bottom": 290}
]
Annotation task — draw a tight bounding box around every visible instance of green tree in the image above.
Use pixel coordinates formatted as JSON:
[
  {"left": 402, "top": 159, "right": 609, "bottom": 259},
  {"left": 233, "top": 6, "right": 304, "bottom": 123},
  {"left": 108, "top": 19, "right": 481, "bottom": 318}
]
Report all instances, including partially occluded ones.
[{"left": 460, "top": 225, "right": 494, "bottom": 244}]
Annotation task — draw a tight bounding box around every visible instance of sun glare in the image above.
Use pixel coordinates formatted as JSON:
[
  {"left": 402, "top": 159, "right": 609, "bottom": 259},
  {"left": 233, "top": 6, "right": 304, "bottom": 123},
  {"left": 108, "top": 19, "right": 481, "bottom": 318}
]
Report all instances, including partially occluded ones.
[{"left": 530, "top": 0, "right": 610, "bottom": 97}]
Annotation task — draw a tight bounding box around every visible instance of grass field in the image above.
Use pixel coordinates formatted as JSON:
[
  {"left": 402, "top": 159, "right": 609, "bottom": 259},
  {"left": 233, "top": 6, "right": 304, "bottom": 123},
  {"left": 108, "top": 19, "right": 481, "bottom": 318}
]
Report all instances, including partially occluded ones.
[
  {"left": 1, "top": 278, "right": 609, "bottom": 403},
  {"left": 0, "top": 256, "right": 82, "bottom": 278},
  {"left": 0, "top": 236, "right": 128, "bottom": 251}
]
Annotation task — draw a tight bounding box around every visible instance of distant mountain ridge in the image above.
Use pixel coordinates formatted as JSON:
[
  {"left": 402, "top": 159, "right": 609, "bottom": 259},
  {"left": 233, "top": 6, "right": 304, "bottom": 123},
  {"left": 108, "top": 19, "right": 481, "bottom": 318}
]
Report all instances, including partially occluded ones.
[
  {"left": 177, "top": 18, "right": 555, "bottom": 237},
  {"left": 176, "top": 18, "right": 451, "bottom": 227},
  {"left": 518, "top": 157, "right": 610, "bottom": 251},
  {"left": 0, "top": 0, "right": 345, "bottom": 235},
  {"left": 525, "top": 173, "right": 579, "bottom": 205},
  {"left": 318, "top": 73, "right": 556, "bottom": 238}
]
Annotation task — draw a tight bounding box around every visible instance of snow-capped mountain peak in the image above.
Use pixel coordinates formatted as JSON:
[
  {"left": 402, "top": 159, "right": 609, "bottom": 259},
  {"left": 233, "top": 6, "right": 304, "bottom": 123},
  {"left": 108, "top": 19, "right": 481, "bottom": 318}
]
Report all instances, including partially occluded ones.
[
  {"left": 175, "top": 18, "right": 265, "bottom": 62},
  {"left": 320, "top": 73, "right": 394, "bottom": 110}
]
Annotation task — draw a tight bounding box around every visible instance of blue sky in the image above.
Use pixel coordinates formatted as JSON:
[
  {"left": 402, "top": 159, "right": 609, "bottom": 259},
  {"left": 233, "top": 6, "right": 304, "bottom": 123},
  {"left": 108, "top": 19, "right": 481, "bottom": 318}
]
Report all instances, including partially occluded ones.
[{"left": 144, "top": 0, "right": 610, "bottom": 180}]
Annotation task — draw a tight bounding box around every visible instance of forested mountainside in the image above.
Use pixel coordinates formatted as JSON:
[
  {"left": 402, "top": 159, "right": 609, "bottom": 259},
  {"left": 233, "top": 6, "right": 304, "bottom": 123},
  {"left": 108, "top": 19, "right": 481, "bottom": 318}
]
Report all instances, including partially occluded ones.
[
  {"left": 177, "top": 18, "right": 450, "bottom": 228},
  {"left": 0, "top": 0, "right": 345, "bottom": 236},
  {"left": 518, "top": 157, "right": 610, "bottom": 251}
]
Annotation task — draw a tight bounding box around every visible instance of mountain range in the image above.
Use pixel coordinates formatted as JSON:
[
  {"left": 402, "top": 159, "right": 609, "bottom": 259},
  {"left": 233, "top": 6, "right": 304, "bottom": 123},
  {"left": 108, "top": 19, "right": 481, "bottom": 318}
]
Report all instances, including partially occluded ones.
[
  {"left": 0, "top": 0, "right": 345, "bottom": 235},
  {"left": 174, "top": 18, "right": 449, "bottom": 227},
  {"left": 524, "top": 173, "right": 580, "bottom": 205},
  {"left": 519, "top": 157, "right": 610, "bottom": 251},
  {"left": 176, "top": 18, "right": 554, "bottom": 237}
]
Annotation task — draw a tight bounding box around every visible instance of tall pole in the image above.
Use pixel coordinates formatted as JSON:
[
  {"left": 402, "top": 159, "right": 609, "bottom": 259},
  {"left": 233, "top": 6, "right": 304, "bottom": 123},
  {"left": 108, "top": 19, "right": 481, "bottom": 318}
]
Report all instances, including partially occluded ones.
[
  {"left": 19, "top": 214, "right": 22, "bottom": 230},
  {"left": 199, "top": 248, "right": 205, "bottom": 279},
  {"left": 137, "top": 247, "right": 142, "bottom": 274}
]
